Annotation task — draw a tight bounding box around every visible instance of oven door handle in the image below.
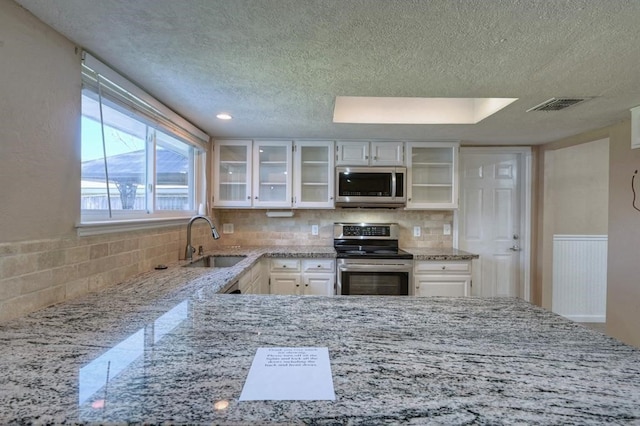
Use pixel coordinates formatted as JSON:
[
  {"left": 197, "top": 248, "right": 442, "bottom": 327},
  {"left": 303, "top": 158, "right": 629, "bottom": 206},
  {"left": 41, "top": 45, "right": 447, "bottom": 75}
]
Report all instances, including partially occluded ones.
[{"left": 338, "top": 263, "right": 411, "bottom": 271}]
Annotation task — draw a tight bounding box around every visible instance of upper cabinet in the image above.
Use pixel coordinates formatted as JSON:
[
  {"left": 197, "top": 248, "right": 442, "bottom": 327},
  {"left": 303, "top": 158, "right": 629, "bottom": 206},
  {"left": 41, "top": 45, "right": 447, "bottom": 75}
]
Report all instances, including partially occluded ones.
[
  {"left": 213, "top": 139, "right": 460, "bottom": 210},
  {"left": 213, "top": 140, "right": 293, "bottom": 208},
  {"left": 406, "top": 142, "right": 459, "bottom": 209},
  {"left": 252, "top": 140, "right": 293, "bottom": 208},
  {"left": 212, "top": 140, "right": 253, "bottom": 207},
  {"left": 336, "top": 141, "right": 404, "bottom": 166},
  {"left": 293, "top": 140, "right": 335, "bottom": 208}
]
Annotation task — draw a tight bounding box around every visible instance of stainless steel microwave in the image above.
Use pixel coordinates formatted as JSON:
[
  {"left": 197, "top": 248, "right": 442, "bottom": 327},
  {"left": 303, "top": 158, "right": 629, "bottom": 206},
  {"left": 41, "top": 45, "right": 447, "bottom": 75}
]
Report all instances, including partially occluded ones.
[{"left": 335, "top": 166, "right": 406, "bottom": 208}]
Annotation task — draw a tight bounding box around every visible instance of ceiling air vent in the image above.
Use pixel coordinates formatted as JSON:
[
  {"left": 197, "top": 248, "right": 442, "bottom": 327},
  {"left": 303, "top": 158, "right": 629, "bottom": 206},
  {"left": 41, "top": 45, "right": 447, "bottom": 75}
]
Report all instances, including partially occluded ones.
[{"left": 526, "top": 97, "right": 589, "bottom": 112}]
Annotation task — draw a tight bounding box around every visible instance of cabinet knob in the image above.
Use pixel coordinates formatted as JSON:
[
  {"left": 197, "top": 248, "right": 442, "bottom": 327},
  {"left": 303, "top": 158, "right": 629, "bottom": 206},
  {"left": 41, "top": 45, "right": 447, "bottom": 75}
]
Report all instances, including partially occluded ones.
[
  {"left": 247, "top": 196, "right": 251, "bottom": 200},
  {"left": 283, "top": 265, "right": 287, "bottom": 268},
  {"left": 408, "top": 198, "right": 412, "bottom": 202},
  {"left": 317, "top": 264, "right": 322, "bottom": 268},
  {"left": 255, "top": 196, "right": 258, "bottom": 199},
  {"left": 442, "top": 266, "right": 446, "bottom": 270}
]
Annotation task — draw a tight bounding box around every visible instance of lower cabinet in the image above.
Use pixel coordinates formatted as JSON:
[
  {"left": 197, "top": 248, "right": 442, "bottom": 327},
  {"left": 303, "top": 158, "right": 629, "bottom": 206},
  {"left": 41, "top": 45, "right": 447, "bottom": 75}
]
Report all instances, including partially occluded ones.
[
  {"left": 413, "top": 260, "right": 472, "bottom": 297},
  {"left": 239, "top": 259, "right": 267, "bottom": 294},
  {"left": 269, "top": 258, "right": 335, "bottom": 296}
]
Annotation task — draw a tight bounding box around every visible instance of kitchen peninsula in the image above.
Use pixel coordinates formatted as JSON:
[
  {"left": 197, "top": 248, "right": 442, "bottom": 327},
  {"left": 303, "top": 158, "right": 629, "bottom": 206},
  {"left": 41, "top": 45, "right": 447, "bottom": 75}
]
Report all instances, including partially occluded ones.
[{"left": 1, "top": 247, "right": 639, "bottom": 424}]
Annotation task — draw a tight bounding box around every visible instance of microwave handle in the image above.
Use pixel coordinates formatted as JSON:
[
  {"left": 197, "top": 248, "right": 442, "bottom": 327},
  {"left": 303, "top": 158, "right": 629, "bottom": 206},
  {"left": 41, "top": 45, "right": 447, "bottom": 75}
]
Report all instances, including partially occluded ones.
[{"left": 391, "top": 171, "right": 396, "bottom": 199}]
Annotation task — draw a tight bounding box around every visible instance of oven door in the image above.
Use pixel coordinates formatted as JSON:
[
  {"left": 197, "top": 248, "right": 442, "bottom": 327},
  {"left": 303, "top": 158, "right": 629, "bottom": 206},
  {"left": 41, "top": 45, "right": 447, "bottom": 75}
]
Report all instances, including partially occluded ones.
[{"left": 337, "top": 259, "right": 413, "bottom": 296}]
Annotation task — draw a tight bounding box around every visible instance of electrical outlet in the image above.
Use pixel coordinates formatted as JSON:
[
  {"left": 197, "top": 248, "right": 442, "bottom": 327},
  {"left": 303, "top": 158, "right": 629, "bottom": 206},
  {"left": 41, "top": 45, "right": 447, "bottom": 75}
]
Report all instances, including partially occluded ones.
[
  {"left": 311, "top": 224, "right": 319, "bottom": 236},
  {"left": 222, "top": 223, "right": 234, "bottom": 234},
  {"left": 413, "top": 226, "right": 421, "bottom": 237},
  {"left": 443, "top": 223, "right": 452, "bottom": 235}
]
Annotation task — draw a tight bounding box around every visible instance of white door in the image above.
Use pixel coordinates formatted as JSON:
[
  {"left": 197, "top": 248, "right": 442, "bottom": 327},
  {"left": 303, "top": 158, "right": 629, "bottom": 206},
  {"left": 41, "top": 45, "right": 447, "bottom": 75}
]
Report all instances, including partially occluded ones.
[{"left": 459, "top": 149, "right": 528, "bottom": 298}]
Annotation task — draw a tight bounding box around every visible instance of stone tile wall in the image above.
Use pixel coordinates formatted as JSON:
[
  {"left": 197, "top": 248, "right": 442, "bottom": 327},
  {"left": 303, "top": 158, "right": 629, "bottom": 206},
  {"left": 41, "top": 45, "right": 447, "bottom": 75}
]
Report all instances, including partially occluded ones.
[
  {"left": 0, "top": 222, "right": 219, "bottom": 323},
  {"left": 214, "top": 209, "right": 454, "bottom": 248},
  {"left": 0, "top": 209, "right": 453, "bottom": 323}
]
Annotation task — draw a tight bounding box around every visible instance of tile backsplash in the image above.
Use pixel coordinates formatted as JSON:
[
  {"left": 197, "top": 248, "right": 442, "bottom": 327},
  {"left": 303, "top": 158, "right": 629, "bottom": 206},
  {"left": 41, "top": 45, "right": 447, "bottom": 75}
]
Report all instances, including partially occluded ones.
[
  {"left": 0, "top": 208, "right": 453, "bottom": 323},
  {"left": 213, "top": 209, "right": 454, "bottom": 248},
  {"left": 0, "top": 222, "right": 219, "bottom": 324}
]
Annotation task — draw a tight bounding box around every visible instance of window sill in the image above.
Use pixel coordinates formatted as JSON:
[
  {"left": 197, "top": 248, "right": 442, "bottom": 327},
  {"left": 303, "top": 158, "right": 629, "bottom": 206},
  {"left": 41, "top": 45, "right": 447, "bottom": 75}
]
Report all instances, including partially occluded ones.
[{"left": 76, "top": 216, "right": 192, "bottom": 237}]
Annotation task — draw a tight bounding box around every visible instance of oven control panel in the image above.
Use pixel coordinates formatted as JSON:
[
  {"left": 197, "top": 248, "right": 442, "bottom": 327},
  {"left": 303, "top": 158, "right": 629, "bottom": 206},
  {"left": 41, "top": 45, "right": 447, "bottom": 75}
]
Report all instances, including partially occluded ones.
[
  {"left": 343, "top": 225, "right": 389, "bottom": 237},
  {"left": 335, "top": 223, "right": 398, "bottom": 239}
]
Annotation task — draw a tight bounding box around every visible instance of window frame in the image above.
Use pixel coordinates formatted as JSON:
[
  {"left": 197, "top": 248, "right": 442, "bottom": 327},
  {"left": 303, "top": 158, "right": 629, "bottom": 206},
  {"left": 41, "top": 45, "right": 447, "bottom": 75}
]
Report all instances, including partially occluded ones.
[{"left": 79, "top": 51, "right": 210, "bottom": 233}]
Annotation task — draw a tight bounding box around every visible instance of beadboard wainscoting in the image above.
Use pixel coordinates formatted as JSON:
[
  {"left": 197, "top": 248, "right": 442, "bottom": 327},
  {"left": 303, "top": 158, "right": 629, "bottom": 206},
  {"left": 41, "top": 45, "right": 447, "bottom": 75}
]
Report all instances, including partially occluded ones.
[{"left": 552, "top": 234, "right": 608, "bottom": 323}]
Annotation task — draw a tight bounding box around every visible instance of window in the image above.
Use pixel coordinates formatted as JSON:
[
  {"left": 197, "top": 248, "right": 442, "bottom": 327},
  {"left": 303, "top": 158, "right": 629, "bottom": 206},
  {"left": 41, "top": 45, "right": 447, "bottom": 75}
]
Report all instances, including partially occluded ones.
[{"left": 80, "top": 52, "right": 209, "bottom": 224}]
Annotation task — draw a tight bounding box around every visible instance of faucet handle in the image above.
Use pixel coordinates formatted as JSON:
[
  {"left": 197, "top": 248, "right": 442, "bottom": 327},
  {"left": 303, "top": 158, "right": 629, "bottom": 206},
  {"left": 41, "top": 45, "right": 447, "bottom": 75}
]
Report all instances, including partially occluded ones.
[{"left": 198, "top": 245, "right": 204, "bottom": 255}]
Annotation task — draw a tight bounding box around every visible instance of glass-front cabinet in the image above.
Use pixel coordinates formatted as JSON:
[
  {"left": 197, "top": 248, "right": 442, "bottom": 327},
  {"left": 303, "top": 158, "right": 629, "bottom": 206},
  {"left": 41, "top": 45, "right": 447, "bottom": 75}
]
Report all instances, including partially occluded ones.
[
  {"left": 406, "top": 142, "right": 459, "bottom": 209},
  {"left": 293, "top": 140, "right": 334, "bottom": 208},
  {"left": 213, "top": 139, "right": 293, "bottom": 208},
  {"left": 252, "top": 140, "right": 293, "bottom": 208},
  {"left": 213, "top": 140, "right": 252, "bottom": 207}
]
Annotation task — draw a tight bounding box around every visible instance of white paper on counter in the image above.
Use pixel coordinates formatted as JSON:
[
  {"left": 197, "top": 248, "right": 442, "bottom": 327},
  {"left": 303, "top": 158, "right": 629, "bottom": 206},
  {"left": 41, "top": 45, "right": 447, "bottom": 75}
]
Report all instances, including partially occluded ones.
[{"left": 239, "top": 347, "right": 336, "bottom": 401}]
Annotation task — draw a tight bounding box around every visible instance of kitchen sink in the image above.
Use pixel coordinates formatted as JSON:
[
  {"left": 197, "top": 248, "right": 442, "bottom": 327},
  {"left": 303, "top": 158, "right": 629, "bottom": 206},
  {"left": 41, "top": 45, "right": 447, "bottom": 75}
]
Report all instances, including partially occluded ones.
[{"left": 184, "top": 255, "right": 246, "bottom": 268}]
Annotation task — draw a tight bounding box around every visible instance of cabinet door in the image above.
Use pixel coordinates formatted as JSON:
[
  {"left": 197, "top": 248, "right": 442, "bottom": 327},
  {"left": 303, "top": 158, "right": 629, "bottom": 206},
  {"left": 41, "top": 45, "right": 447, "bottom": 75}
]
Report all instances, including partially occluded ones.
[
  {"left": 253, "top": 140, "right": 293, "bottom": 208},
  {"left": 213, "top": 140, "right": 252, "bottom": 207},
  {"left": 371, "top": 141, "right": 404, "bottom": 166},
  {"left": 415, "top": 275, "right": 470, "bottom": 297},
  {"left": 406, "top": 142, "right": 459, "bottom": 209},
  {"left": 269, "top": 273, "right": 301, "bottom": 295},
  {"left": 302, "top": 273, "right": 335, "bottom": 296},
  {"left": 238, "top": 272, "right": 252, "bottom": 294},
  {"left": 251, "top": 260, "right": 267, "bottom": 294},
  {"left": 336, "top": 141, "right": 369, "bottom": 165},
  {"left": 294, "top": 141, "right": 335, "bottom": 208}
]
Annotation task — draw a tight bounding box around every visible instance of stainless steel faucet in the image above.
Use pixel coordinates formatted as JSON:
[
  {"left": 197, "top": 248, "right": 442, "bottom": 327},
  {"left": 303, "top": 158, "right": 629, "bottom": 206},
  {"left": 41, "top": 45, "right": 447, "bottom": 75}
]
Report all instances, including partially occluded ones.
[{"left": 185, "top": 215, "right": 220, "bottom": 260}]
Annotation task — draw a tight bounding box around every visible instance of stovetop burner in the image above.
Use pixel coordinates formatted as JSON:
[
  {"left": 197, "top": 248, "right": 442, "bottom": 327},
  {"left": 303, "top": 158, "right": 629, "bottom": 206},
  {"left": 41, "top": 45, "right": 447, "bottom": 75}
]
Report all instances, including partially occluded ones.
[{"left": 333, "top": 223, "right": 414, "bottom": 260}]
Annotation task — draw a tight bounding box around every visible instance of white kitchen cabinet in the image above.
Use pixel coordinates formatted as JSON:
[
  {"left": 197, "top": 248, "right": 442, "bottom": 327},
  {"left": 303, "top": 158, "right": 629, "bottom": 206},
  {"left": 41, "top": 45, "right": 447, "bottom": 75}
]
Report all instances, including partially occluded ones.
[
  {"left": 269, "top": 258, "right": 335, "bottom": 295},
  {"left": 413, "top": 260, "right": 471, "bottom": 297},
  {"left": 406, "top": 142, "right": 459, "bottom": 209},
  {"left": 237, "top": 259, "right": 267, "bottom": 294},
  {"left": 213, "top": 140, "right": 253, "bottom": 207},
  {"left": 336, "top": 141, "right": 404, "bottom": 166},
  {"left": 213, "top": 140, "right": 293, "bottom": 208},
  {"left": 252, "top": 140, "right": 293, "bottom": 208},
  {"left": 293, "top": 141, "right": 335, "bottom": 208}
]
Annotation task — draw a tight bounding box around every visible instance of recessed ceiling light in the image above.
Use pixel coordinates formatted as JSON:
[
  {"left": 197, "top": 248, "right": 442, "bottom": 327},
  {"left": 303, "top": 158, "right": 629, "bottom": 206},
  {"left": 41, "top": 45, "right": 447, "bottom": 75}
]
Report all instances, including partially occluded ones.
[
  {"left": 216, "top": 113, "right": 232, "bottom": 120},
  {"left": 333, "top": 97, "right": 518, "bottom": 124}
]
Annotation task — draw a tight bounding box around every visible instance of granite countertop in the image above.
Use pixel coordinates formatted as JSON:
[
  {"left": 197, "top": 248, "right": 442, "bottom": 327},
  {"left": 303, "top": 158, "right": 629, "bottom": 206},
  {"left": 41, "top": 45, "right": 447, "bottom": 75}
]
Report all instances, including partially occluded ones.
[
  {"left": 407, "top": 248, "right": 480, "bottom": 261},
  {"left": 1, "top": 246, "right": 639, "bottom": 424}
]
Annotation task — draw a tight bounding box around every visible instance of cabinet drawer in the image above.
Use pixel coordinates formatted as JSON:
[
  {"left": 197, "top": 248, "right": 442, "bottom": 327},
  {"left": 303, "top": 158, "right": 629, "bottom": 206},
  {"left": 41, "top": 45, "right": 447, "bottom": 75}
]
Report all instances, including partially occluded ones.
[
  {"left": 414, "top": 261, "right": 470, "bottom": 274},
  {"left": 270, "top": 258, "right": 301, "bottom": 272},
  {"left": 302, "top": 259, "right": 335, "bottom": 273}
]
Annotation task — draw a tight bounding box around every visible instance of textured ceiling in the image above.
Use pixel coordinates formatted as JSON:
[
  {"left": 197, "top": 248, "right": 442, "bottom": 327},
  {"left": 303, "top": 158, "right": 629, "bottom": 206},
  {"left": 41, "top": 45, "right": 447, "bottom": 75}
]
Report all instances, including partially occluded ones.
[{"left": 13, "top": 0, "right": 640, "bottom": 145}]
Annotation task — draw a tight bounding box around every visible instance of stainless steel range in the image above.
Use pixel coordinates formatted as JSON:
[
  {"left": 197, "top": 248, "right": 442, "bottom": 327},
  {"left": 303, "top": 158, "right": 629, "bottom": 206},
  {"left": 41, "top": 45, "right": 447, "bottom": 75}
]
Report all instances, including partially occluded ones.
[{"left": 334, "top": 223, "right": 413, "bottom": 296}]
